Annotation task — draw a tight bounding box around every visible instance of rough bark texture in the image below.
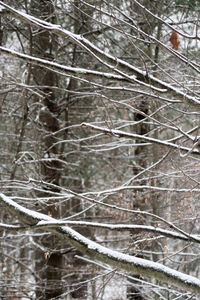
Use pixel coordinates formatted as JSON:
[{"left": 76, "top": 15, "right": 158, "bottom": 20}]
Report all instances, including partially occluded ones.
[{"left": 29, "top": 1, "right": 63, "bottom": 298}]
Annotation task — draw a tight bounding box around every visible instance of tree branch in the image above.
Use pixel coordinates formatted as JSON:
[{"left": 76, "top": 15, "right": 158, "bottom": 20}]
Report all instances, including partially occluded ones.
[
  {"left": 1, "top": 1, "right": 200, "bottom": 106},
  {"left": 0, "top": 46, "right": 133, "bottom": 83},
  {"left": 0, "top": 192, "right": 200, "bottom": 294},
  {"left": 81, "top": 122, "right": 200, "bottom": 155},
  {"left": 31, "top": 220, "right": 200, "bottom": 243}
]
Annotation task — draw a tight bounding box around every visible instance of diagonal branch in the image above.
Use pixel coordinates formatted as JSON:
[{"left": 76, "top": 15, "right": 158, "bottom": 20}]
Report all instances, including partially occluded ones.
[
  {"left": 0, "top": 46, "right": 133, "bottom": 83},
  {"left": 0, "top": 192, "right": 200, "bottom": 294},
  {"left": 1, "top": 1, "right": 200, "bottom": 106},
  {"left": 1, "top": 220, "right": 198, "bottom": 243},
  {"left": 30, "top": 220, "right": 200, "bottom": 243},
  {"left": 81, "top": 122, "right": 200, "bottom": 155}
]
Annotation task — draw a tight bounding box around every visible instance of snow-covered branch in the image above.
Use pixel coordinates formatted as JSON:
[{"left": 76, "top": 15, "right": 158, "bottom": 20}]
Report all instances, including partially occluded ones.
[
  {"left": 81, "top": 122, "right": 200, "bottom": 155},
  {"left": 0, "top": 46, "right": 132, "bottom": 83},
  {"left": 0, "top": 222, "right": 22, "bottom": 230},
  {"left": 1, "top": 1, "right": 200, "bottom": 106},
  {"left": 0, "top": 192, "right": 200, "bottom": 294},
  {"left": 32, "top": 220, "right": 200, "bottom": 243},
  {"left": 1, "top": 219, "right": 198, "bottom": 243}
]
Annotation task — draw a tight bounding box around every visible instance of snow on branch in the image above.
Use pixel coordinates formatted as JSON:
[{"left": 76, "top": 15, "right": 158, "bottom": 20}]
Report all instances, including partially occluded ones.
[
  {"left": 1, "top": 1, "right": 200, "bottom": 106},
  {"left": 133, "top": 0, "right": 200, "bottom": 40},
  {"left": 0, "top": 192, "right": 200, "bottom": 294},
  {"left": 34, "top": 220, "right": 200, "bottom": 243},
  {"left": 81, "top": 122, "right": 200, "bottom": 155},
  {"left": 0, "top": 46, "right": 132, "bottom": 83},
  {"left": 2, "top": 218, "right": 198, "bottom": 243},
  {"left": 36, "top": 183, "right": 199, "bottom": 242},
  {"left": 0, "top": 222, "right": 22, "bottom": 230}
]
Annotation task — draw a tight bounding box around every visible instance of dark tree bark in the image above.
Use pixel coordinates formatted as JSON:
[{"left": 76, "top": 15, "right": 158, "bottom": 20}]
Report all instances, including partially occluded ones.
[
  {"left": 127, "top": 99, "right": 149, "bottom": 300},
  {"left": 29, "top": 1, "right": 63, "bottom": 298}
]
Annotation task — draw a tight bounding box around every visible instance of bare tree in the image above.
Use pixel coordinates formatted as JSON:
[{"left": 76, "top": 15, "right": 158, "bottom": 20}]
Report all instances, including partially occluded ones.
[{"left": 1, "top": 0, "right": 200, "bottom": 299}]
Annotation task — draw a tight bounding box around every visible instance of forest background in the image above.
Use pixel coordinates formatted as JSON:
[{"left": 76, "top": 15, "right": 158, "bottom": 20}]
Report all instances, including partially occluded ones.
[{"left": 1, "top": 0, "right": 200, "bottom": 299}]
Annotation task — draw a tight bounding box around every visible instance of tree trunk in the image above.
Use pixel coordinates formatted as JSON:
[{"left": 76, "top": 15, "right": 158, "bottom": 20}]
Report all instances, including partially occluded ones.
[{"left": 29, "top": 1, "right": 63, "bottom": 298}]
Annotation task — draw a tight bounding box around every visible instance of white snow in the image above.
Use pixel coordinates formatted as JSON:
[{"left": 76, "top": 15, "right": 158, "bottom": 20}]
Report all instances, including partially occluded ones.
[
  {"left": 0, "top": 193, "right": 200, "bottom": 293},
  {"left": 0, "top": 192, "right": 53, "bottom": 222},
  {"left": 1, "top": 193, "right": 200, "bottom": 293}
]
